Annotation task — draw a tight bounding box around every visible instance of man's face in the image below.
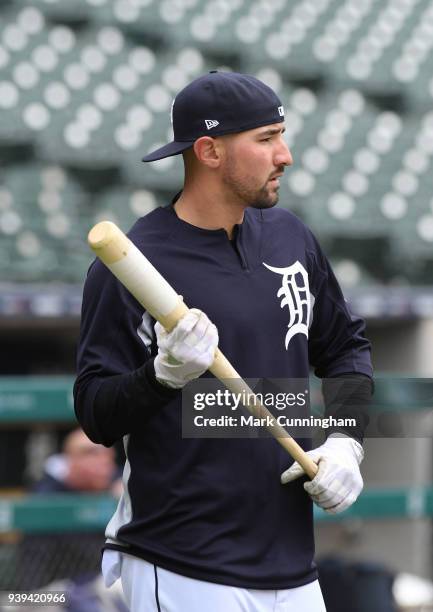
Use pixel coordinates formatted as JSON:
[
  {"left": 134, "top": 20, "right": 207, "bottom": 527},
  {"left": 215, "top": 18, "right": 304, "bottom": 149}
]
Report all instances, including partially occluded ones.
[{"left": 220, "top": 123, "right": 293, "bottom": 209}]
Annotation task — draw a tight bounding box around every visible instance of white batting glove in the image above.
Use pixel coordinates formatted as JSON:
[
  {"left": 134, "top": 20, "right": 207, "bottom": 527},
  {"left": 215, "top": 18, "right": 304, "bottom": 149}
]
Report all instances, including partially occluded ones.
[
  {"left": 280, "top": 435, "right": 364, "bottom": 514},
  {"left": 154, "top": 309, "right": 218, "bottom": 389}
]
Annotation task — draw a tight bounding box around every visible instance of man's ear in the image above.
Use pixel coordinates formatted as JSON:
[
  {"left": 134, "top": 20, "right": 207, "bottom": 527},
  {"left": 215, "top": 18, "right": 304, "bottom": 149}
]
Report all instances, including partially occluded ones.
[{"left": 193, "top": 136, "right": 223, "bottom": 168}]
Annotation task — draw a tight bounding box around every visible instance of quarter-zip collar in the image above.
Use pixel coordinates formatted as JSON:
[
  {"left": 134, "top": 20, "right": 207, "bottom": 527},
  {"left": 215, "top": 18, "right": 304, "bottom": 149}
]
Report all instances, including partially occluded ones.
[
  {"left": 161, "top": 203, "right": 263, "bottom": 272},
  {"left": 231, "top": 224, "right": 248, "bottom": 270}
]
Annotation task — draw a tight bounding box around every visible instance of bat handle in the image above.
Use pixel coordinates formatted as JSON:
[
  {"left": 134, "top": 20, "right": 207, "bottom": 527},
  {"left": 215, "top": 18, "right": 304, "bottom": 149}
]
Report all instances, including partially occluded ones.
[
  {"left": 210, "top": 350, "right": 319, "bottom": 480},
  {"left": 277, "top": 438, "right": 318, "bottom": 479}
]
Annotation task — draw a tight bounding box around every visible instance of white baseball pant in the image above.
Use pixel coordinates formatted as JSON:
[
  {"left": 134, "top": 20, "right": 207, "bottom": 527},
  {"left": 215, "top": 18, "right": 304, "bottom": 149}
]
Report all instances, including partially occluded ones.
[{"left": 102, "top": 550, "right": 326, "bottom": 611}]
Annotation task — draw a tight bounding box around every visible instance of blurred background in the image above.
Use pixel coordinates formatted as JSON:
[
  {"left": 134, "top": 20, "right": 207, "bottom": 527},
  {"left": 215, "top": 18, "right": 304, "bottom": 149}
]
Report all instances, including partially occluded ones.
[{"left": 1, "top": 0, "right": 433, "bottom": 609}]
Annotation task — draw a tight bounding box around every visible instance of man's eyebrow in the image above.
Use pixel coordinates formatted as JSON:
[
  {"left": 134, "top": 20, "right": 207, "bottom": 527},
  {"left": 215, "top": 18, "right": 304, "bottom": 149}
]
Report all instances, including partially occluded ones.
[{"left": 257, "top": 126, "right": 286, "bottom": 137}]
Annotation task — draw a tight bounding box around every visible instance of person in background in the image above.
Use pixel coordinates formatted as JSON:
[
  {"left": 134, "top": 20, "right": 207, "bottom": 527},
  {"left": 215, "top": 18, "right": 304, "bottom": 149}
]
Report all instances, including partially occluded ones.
[
  {"left": 34, "top": 427, "right": 122, "bottom": 496},
  {"left": 14, "top": 428, "right": 126, "bottom": 610}
]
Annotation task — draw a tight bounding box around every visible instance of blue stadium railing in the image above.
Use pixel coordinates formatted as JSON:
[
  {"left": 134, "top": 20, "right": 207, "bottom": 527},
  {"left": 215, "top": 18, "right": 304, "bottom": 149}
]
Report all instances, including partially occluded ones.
[
  {"left": 0, "top": 487, "right": 432, "bottom": 532},
  {"left": 0, "top": 375, "right": 432, "bottom": 423}
]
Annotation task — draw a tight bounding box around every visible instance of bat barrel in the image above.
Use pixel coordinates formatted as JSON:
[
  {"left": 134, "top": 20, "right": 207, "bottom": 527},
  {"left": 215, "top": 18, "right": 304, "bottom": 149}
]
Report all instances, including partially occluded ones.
[
  {"left": 88, "top": 221, "right": 186, "bottom": 326},
  {"left": 88, "top": 221, "right": 130, "bottom": 265}
]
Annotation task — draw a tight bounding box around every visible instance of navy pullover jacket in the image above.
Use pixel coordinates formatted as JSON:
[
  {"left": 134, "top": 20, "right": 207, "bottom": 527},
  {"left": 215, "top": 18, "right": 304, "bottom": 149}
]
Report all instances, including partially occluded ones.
[{"left": 74, "top": 204, "right": 372, "bottom": 589}]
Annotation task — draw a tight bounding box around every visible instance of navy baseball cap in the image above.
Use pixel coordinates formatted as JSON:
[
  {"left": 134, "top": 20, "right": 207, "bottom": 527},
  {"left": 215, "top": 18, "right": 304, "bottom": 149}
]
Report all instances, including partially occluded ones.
[{"left": 141, "top": 71, "right": 285, "bottom": 162}]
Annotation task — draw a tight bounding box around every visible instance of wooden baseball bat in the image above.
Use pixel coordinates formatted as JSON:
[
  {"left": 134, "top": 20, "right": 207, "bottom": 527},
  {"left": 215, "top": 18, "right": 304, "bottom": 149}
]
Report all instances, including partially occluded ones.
[{"left": 88, "top": 221, "right": 318, "bottom": 479}]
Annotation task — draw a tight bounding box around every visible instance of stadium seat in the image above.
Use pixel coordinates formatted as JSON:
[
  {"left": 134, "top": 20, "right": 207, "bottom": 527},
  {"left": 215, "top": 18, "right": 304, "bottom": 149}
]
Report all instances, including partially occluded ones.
[
  {"left": 0, "top": 162, "right": 91, "bottom": 281},
  {"left": 245, "top": 0, "right": 338, "bottom": 81},
  {"left": 91, "top": 186, "right": 160, "bottom": 232}
]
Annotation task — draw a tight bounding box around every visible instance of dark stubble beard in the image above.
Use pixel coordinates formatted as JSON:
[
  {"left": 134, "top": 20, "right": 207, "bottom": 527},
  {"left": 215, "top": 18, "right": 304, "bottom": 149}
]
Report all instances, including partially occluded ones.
[
  {"left": 222, "top": 157, "right": 282, "bottom": 210},
  {"left": 250, "top": 184, "right": 280, "bottom": 209}
]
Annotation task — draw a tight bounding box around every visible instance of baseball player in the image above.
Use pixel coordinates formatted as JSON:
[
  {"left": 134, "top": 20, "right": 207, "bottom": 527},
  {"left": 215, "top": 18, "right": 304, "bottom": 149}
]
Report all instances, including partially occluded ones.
[{"left": 74, "top": 71, "right": 373, "bottom": 611}]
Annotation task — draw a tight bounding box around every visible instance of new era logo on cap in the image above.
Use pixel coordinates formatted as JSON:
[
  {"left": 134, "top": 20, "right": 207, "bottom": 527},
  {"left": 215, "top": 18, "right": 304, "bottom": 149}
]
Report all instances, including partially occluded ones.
[
  {"left": 205, "top": 119, "right": 219, "bottom": 130},
  {"left": 278, "top": 106, "right": 284, "bottom": 117}
]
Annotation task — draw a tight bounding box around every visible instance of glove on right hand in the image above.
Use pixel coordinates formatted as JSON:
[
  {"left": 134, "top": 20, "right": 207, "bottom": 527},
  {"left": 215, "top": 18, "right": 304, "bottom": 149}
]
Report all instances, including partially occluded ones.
[
  {"left": 280, "top": 435, "right": 364, "bottom": 514},
  {"left": 154, "top": 309, "right": 219, "bottom": 389}
]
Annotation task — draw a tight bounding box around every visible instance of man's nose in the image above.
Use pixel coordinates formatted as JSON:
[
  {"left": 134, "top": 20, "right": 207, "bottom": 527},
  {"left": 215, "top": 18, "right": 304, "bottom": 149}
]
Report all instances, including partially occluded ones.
[{"left": 275, "top": 141, "right": 293, "bottom": 167}]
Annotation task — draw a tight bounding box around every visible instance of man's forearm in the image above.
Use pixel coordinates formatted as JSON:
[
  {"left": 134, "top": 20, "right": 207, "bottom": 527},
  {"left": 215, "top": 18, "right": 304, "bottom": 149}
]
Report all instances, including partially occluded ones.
[
  {"left": 322, "top": 373, "right": 373, "bottom": 443},
  {"left": 74, "top": 358, "right": 180, "bottom": 447}
]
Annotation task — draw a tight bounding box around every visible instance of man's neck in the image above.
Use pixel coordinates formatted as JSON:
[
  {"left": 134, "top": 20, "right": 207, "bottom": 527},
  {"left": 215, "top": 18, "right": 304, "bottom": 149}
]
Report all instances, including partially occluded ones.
[{"left": 174, "top": 188, "right": 245, "bottom": 240}]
